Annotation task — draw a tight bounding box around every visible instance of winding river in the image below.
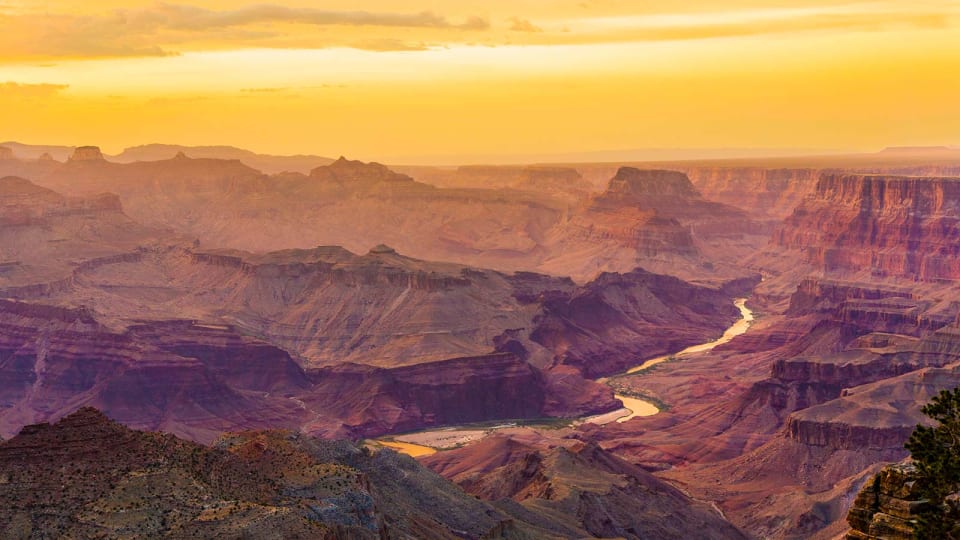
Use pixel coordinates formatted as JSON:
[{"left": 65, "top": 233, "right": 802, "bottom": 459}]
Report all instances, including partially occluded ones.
[
  {"left": 377, "top": 298, "right": 754, "bottom": 455},
  {"left": 606, "top": 298, "right": 754, "bottom": 423}
]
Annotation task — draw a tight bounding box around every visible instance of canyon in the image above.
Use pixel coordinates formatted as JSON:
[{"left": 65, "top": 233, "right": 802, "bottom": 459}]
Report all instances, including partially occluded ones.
[{"left": 3, "top": 142, "right": 960, "bottom": 538}]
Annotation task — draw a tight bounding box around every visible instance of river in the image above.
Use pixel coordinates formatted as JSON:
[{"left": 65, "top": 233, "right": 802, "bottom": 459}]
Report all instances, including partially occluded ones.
[
  {"left": 607, "top": 298, "right": 754, "bottom": 423},
  {"left": 377, "top": 298, "right": 754, "bottom": 454}
]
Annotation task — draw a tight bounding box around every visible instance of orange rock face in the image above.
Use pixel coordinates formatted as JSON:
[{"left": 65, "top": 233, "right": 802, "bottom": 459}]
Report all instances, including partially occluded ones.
[{"left": 775, "top": 174, "right": 960, "bottom": 280}]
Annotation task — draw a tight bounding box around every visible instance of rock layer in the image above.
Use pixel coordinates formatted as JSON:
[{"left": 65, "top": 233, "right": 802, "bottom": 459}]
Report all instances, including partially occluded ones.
[
  {"left": 775, "top": 174, "right": 960, "bottom": 280},
  {"left": 846, "top": 462, "right": 925, "bottom": 540}
]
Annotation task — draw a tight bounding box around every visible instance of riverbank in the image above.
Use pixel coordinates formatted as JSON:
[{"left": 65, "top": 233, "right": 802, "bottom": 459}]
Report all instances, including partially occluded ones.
[{"left": 377, "top": 298, "right": 754, "bottom": 455}]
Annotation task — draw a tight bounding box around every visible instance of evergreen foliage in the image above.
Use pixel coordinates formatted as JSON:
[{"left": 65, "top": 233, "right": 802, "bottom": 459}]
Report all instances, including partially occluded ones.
[{"left": 906, "top": 388, "right": 960, "bottom": 539}]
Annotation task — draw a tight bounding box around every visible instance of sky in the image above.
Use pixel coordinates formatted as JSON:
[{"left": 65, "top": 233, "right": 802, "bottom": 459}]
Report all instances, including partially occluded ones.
[{"left": 0, "top": 0, "right": 958, "bottom": 164}]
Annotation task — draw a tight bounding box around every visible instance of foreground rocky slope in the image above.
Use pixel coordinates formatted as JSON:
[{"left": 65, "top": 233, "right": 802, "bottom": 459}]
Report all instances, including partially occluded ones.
[
  {"left": 0, "top": 408, "right": 514, "bottom": 539},
  {"left": 0, "top": 407, "right": 750, "bottom": 539},
  {"left": 845, "top": 462, "right": 924, "bottom": 540}
]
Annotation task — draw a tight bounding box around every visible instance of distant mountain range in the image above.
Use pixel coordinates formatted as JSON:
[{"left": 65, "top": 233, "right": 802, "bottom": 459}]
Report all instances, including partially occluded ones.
[{"left": 0, "top": 141, "right": 334, "bottom": 174}]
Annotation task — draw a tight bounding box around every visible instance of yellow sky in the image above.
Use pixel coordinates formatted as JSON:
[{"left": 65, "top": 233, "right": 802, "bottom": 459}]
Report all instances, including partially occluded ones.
[{"left": 1, "top": 1, "right": 959, "bottom": 163}]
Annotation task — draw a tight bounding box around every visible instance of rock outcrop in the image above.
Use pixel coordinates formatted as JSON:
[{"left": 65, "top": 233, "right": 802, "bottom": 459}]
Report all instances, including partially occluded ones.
[
  {"left": 423, "top": 431, "right": 750, "bottom": 540},
  {"left": 0, "top": 147, "right": 13, "bottom": 160},
  {"left": 68, "top": 145, "right": 105, "bottom": 162},
  {"left": 846, "top": 462, "right": 925, "bottom": 540},
  {"left": 310, "top": 156, "right": 412, "bottom": 185},
  {"left": 602, "top": 168, "right": 700, "bottom": 199},
  {"left": 545, "top": 167, "right": 766, "bottom": 282}
]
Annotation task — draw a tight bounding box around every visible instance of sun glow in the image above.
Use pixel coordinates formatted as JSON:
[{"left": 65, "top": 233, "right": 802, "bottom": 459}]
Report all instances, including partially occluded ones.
[{"left": 1, "top": 1, "right": 958, "bottom": 162}]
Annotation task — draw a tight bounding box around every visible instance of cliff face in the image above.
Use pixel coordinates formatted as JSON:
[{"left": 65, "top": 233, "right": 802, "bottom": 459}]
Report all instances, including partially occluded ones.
[
  {"left": 786, "top": 278, "right": 953, "bottom": 337},
  {"left": 783, "top": 364, "right": 960, "bottom": 452},
  {"left": 544, "top": 167, "right": 766, "bottom": 282},
  {"left": 0, "top": 299, "right": 311, "bottom": 443},
  {"left": 531, "top": 268, "right": 748, "bottom": 377},
  {"left": 774, "top": 174, "right": 960, "bottom": 280},
  {"left": 589, "top": 168, "right": 752, "bottom": 234},
  {"left": 601, "top": 168, "right": 700, "bottom": 199},
  {"left": 685, "top": 167, "right": 820, "bottom": 220},
  {"left": 846, "top": 462, "right": 925, "bottom": 540},
  {"left": 0, "top": 294, "right": 591, "bottom": 442},
  {"left": 302, "top": 352, "right": 551, "bottom": 438}
]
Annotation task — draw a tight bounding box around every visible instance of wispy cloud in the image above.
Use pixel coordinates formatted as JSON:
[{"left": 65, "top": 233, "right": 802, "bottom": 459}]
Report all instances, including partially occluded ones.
[
  {"left": 0, "top": 1, "right": 954, "bottom": 61},
  {"left": 556, "top": 4, "right": 955, "bottom": 43},
  {"left": 116, "top": 4, "right": 486, "bottom": 31},
  {"left": 0, "top": 81, "right": 69, "bottom": 97},
  {"left": 508, "top": 17, "right": 543, "bottom": 32},
  {"left": 0, "top": 3, "right": 489, "bottom": 59}
]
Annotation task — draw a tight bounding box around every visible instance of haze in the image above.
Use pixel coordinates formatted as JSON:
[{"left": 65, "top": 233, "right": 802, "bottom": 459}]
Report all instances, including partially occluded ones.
[{"left": 1, "top": 0, "right": 959, "bottom": 163}]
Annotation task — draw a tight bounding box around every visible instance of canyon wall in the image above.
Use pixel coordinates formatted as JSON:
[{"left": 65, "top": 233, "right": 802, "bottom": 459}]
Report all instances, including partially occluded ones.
[{"left": 775, "top": 174, "right": 960, "bottom": 280}]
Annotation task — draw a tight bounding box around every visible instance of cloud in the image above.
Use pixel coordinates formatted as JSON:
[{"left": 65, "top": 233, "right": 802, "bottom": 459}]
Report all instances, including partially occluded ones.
[
  {"left": 0, "top": 13, "right": 179, "bottom": 59},
  {"left": 459, "top": 16, "right": 491, "bottom": 31},
  {"left": 508, "top": 17, "right": 543, "bottom": 32},
  {"left": 551, "top": 5, "right": 957, "bottom": 45},
  {"left": 0, "top": 2, "right": 952, "bottom": 61},
  {"left": 118, "top": 4, "right": 486, "bottom": 31},
  {"left": 629, "top": 11, "right": 951, "bottom": 42},
  {"left": 351, "top": 39, "right": 434, "bottom": 52},
  {"left": 0, "top": 4, "right": 490, "bottom": 59},
  {"left": 0, "top": 81, "right": 69, "bottom": 98}
]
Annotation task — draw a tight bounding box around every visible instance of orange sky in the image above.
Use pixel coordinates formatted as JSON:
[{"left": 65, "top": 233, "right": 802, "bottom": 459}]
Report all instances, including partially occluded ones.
[{"left": 1, "top": 1, "right": 958, "bottom": 163}]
